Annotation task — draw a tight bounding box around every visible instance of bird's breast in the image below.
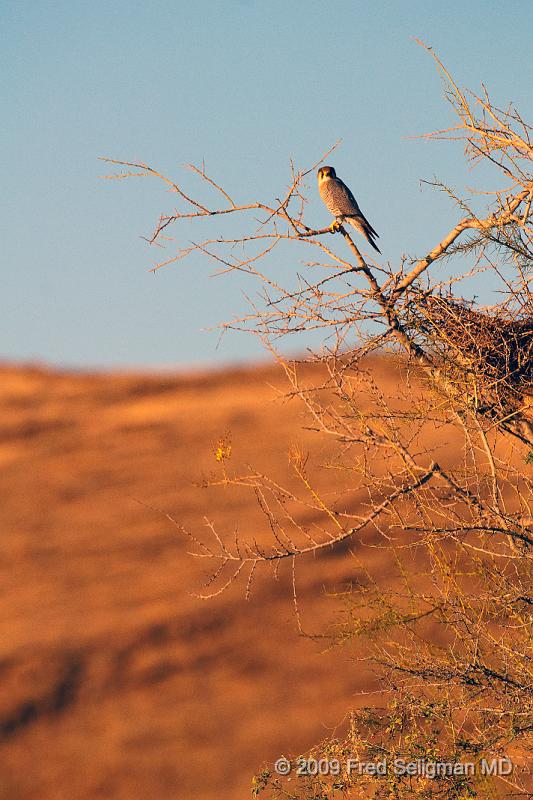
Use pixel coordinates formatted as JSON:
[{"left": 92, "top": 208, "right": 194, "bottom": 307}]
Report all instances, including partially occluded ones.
[{"left": 319, "top": 178, "right": 351, "bottom": 217}]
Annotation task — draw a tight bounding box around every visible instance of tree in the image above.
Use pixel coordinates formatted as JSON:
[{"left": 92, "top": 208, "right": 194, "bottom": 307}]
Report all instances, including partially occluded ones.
[{"left": 104, "top": 43, "right": 532, "bottom": 799}]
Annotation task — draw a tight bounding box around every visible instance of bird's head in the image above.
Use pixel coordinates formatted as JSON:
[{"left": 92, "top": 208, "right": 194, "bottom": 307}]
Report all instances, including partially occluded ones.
[{"left": 318, "top": 165, "right": 336, "bottom": 182}]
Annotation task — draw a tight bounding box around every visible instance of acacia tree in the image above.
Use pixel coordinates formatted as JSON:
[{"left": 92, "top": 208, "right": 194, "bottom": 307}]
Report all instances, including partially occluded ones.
[{"left": 104, "top": 45, "right": 532, "bottom": 799}]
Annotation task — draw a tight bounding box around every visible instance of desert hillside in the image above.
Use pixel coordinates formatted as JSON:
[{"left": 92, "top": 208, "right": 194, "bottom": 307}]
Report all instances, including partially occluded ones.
[{"left": 0, "top": 359, "right": 465, "bottom": 800}]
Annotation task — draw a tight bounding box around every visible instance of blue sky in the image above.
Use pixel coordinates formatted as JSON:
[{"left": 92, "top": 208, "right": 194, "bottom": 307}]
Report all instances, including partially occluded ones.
[{"left": 2, "top": 0, "right": 532, "bottom": 368}]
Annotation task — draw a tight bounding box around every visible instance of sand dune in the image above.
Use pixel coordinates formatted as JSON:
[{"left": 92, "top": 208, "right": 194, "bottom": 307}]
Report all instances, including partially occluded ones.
[{"left": 0, "top": 360, "right": 465, "bottom": 799}]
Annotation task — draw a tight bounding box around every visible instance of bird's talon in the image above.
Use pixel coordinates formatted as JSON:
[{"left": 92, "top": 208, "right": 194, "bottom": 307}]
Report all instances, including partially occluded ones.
[{"left": 329, "top": 221, "right": 341, "bottom": 233}]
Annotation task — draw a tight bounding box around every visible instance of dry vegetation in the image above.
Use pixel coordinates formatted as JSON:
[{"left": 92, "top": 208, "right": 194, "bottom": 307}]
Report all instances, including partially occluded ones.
[{"left": 102, "top": 43, "right": 532, "bottom": 798}]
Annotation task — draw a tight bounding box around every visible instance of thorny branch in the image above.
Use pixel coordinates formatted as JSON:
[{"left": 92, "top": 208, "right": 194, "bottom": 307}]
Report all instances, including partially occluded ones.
[
  {"left": 108, "top": 44, "right": 532, "bottom": 799},
  {"left": 102, "top": 51, "right": 532, "bottom": 578}
]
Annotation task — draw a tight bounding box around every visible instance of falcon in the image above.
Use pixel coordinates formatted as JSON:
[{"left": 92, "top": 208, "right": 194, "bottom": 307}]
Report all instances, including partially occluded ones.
[{"left": 317, "top": 166, "right": 381, "bottom": 253}]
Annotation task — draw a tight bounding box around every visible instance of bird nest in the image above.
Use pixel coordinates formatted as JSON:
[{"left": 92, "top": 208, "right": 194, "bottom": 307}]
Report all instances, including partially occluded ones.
[{"left": 405, "top": 293, "right": 533, "bottom": 429}]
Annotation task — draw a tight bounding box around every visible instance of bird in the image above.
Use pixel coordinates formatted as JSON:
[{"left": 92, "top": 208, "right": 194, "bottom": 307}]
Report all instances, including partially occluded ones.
[{"left": 317, "top": 165, "right": 381, "bottom": 253}]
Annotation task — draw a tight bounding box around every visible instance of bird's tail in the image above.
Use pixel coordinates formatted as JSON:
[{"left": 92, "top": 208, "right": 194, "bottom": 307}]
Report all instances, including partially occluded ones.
[{"left": 347, "top": 215, "right": 381, "bottom": 254}]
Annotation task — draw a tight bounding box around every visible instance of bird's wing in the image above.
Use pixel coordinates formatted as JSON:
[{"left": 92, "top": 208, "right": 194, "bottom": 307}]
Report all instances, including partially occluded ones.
[
  {"left": 335, "top": 179, "right": 362, "bottom": 216},
  {"left": 358, "top": 210, "right": 379, "bottom": 239},
  {"left": 341, "top": 180, "right": 379, "bottom": 239},
  {"left": 343, "top": 182, "right": 361, "bottom": 212}
]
